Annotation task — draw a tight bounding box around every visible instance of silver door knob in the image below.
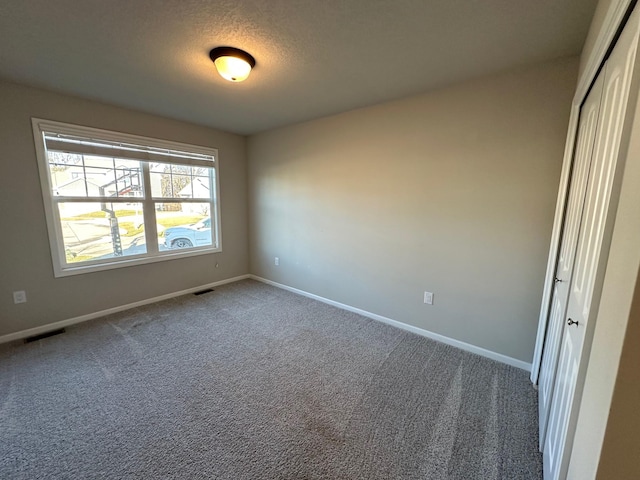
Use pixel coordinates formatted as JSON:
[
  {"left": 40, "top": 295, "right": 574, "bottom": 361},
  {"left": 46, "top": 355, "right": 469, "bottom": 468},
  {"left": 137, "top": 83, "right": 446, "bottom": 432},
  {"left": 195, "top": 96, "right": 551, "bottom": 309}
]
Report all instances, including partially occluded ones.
[
  {"left": 554, "top": 277, "right": 564, "bottom": 283},
  {"left": 567, "top": 318, "right": 579, "bottom": 327}
]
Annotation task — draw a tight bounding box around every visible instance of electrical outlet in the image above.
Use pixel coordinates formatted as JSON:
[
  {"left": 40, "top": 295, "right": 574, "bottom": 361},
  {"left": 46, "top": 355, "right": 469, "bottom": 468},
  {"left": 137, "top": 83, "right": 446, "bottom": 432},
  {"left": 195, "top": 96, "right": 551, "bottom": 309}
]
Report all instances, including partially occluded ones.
[
  {"left": 275, "top": 257, "right": 279, "bottom": 266},
  {"left": 13, "top": 290, "right": 27, "bottom": 304},
  {"left": 423, "top": 291, "right": 434, "bottom": 305}
]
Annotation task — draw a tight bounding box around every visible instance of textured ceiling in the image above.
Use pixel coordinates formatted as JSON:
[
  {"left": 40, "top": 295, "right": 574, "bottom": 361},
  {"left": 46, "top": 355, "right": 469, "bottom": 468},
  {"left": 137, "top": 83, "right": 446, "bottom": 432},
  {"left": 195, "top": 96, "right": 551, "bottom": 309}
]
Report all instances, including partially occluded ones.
[{"left": 0, "top": 0, "right": 597, "bottom": 135}]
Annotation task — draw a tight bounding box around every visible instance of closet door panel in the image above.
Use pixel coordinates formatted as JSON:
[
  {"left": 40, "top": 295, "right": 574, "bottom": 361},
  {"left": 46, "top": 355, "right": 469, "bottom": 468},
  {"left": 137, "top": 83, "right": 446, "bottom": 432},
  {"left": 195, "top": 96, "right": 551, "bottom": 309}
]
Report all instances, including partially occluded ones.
[
  {"left": 537, "top": 71, "right": 604, "bottom": 447},
  {"left": 543, "top": 6, "right": 640, "bottom": 479}
]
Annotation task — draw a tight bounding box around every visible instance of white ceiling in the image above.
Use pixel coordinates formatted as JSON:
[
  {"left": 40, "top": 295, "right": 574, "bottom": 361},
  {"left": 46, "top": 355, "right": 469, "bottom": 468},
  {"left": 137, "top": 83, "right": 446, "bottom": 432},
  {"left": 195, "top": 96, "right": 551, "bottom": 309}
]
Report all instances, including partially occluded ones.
[{"left": 0, "top": 0, "right": 598, "bottom": 135}]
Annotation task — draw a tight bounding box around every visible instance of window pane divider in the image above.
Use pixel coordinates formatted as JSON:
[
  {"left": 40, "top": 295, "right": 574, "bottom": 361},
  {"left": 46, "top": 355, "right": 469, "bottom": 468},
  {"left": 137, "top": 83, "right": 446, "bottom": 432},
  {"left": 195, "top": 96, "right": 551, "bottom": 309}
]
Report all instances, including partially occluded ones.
[
  {"left": 141, "top": 162, "right": 159, "bottom": 254},
  {"left": 150, "top": 197, "right": 214, "bottom": 203},
  {"left": 51, "top": 196, "right": 144, "bottom": 203}
]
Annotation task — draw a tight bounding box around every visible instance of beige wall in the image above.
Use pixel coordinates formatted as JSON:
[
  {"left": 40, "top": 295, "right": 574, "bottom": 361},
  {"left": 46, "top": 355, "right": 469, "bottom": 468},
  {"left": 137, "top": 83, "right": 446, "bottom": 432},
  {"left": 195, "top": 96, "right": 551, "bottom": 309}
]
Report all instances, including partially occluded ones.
[
  {"left": 0, "top": 81, "right": 249, "bottom": 338},
  {"left": 597, "top": 268, "right": 640, "bottom": 479},
  {"left": 579, "top": 0, "right": 617, "bottom": 79},
  {"left": 248, "top": 58, "right": 578, "bottom": 363}
]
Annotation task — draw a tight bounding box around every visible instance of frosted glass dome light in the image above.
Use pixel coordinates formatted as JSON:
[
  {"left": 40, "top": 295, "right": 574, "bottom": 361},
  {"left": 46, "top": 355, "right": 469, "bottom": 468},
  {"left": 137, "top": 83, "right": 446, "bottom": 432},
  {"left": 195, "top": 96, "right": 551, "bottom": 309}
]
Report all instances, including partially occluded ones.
[{"left": 209, "top": 47, "right": 256, "bottom": 83}]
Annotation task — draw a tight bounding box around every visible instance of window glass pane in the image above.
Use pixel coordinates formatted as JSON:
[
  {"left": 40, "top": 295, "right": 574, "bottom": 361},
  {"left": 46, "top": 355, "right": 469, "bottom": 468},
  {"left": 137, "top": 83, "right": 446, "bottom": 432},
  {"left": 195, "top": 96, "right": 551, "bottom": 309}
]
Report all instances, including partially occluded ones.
[
  {"left": 48, "top": 151, "right": 84, "bottom": 195},
  {"left": 48, "top": 152, "right": 142, "bottom": 198},
  {"left": 171, "top": 164, "right": 192, "bottom": 175},
  {"left": 84, "top": 165, "right": 117, "bottom": 196},
  {"left": 149, "top": 163, "right": 172, "bottom": 197},
  {"left": 171, "top": 175, "right": 192, "bottom": 197},
  {"left": 192, "top": 174, "right": 211, "bottom": 199},
  {"left": 58, "top": 202, "right": 146, "bottom": 263},
  {"left": 114, "top": 159, "right": 143, "bottom": 198},
  {"left": 149, "top": 163, "right": 213, "bottom": 199},
  {"left": 149, "top": 171, "right": 168, "bottom": 197},
  {"left": 49, "top": 155, "right": 88, "bottom": 197},
  {"left": 156, "top": 202, "right": 212, "bottom": 250}
]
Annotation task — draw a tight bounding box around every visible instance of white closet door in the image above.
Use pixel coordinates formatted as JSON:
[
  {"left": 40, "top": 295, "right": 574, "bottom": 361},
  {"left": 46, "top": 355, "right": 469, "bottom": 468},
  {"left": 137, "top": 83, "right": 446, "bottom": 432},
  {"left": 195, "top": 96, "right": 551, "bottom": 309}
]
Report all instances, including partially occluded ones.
[
  {"left": 543, "top": 6, "right": 640, "bottom": 479},
  {"left": 537, "top": 71, "right": 604, "bottom": 448}
]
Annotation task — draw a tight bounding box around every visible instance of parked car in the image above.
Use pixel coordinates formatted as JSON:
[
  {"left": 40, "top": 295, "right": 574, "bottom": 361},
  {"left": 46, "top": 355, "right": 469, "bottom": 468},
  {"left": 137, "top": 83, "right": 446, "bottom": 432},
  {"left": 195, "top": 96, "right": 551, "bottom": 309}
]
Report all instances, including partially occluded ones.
[{"left": 164, "top": 217, "right": 212, "bottom": 249}]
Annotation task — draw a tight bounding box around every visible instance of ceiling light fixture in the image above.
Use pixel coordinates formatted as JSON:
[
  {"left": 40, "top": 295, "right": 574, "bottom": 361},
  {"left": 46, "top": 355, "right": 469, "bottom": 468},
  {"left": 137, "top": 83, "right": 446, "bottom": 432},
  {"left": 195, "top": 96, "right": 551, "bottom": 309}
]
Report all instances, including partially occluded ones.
[{"left": 209, "top": 47, "right": 256, "bottom": 83}]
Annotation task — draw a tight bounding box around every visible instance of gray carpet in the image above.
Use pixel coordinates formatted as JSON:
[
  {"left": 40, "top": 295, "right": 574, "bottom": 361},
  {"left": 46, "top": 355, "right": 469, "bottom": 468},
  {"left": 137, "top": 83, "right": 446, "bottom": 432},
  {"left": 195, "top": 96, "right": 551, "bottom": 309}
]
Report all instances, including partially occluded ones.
[{"left": 0, "top": 279, "right": 542, "bottom": 479}]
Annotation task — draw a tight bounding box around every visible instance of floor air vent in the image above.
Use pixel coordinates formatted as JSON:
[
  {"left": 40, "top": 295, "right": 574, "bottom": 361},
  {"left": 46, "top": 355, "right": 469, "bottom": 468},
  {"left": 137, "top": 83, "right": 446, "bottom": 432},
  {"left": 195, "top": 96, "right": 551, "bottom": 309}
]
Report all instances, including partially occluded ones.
[
  {"left": 193, "top": 288, "right": 214, "bottom": 296},
  {"left": 24, "top": 328, "right": 66, "bottom": 343}
]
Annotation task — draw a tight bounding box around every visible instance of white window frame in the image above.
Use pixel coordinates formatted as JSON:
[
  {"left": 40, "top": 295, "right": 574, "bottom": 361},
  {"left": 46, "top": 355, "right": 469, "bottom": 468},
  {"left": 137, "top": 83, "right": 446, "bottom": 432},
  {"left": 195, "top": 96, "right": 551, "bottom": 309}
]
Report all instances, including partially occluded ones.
[{"left": 32, "top": 118, "right": 222, "bottom": 277}]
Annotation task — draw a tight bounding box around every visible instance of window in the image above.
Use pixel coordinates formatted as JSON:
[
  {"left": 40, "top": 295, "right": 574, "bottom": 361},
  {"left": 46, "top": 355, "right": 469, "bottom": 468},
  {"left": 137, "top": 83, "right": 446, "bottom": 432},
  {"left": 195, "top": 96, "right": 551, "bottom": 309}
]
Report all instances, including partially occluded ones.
[{"left": 32, "top": 118, "right": 221, "bottom": 277}]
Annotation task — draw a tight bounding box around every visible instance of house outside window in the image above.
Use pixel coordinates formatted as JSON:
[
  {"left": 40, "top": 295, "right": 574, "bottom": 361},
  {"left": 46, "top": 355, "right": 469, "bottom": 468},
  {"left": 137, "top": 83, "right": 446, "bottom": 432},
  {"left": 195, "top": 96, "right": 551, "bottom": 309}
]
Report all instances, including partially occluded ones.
[{"left": 32, "top": 118, "right": 221, "bottom": 277}]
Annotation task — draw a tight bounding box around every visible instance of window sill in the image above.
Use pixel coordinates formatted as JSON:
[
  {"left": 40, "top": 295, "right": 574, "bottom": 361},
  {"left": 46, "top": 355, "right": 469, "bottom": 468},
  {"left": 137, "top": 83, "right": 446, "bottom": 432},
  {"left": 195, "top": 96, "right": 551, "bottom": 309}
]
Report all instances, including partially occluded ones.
[{"left": 53, "top": 246, "right": 221, "bottom": 277}]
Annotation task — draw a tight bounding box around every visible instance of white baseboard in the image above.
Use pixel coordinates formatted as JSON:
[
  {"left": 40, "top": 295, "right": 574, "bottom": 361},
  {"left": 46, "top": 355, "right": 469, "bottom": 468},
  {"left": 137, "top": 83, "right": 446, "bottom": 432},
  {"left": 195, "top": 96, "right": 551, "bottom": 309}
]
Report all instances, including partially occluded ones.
[
  {"left": 0, "top": 274, "right": 251, "bottom": 345},
  {"left": 3, "top": 273, "right": 532, "bottom": 372},
  {"left": 250, "top": 275, "right": 532, "bottom": 372}
]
